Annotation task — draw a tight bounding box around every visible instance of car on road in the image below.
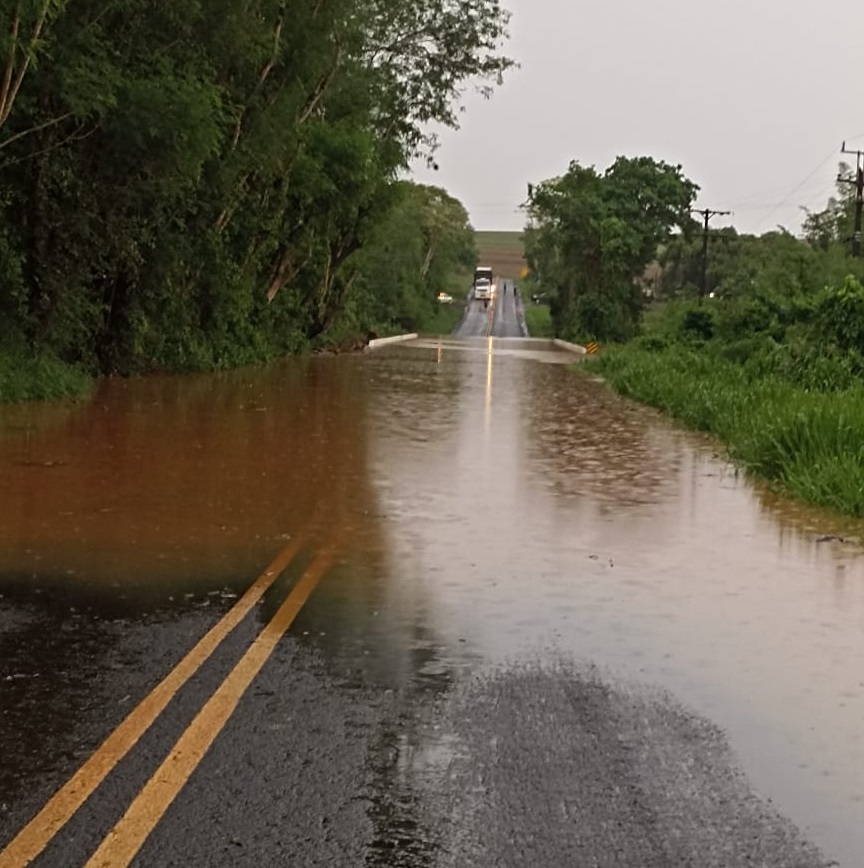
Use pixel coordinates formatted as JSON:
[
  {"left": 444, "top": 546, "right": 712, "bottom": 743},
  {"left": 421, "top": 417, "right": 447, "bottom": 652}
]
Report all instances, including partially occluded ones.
[{"left": 437, "top": 292, "right": 454, "bottom": 304}]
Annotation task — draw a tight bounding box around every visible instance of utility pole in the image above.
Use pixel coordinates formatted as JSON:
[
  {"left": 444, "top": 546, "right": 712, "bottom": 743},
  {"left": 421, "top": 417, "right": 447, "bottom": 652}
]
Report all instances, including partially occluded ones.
[
  {"left": 691, "top": 208, "right": 731, "bottom": 302},
  {"left": 839, "top": 142, "right": 864, "bottom": 257}
]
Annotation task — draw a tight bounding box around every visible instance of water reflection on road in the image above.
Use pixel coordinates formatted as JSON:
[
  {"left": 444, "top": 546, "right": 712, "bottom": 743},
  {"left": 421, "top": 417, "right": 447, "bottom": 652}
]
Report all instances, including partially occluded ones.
[
  {"left": 362, "top": 340, "right": 864, "bottom": 866},
  {"left": 1, "top": 339, "right": 862, "bottom": 865},
  {"left": 0, "top": 361, "right": 382, "bottom": 604}
]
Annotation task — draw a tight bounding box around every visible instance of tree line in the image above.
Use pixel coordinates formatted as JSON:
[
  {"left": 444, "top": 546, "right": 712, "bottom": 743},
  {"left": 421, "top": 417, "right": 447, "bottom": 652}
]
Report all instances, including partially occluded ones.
[
  {"left": 0, "top": 0, "right": 510, "bottom": 374},
  {"left": 524, "top": 155, "right": 864, "bottom": 347},
  {"left": 525, "top": 155, "right": 864, "bottom": 518}
]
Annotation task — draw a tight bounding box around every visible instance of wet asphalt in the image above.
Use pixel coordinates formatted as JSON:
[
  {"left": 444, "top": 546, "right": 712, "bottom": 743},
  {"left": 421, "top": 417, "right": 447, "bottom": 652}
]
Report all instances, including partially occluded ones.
[
  {"left": 1, "top": 605, "right": 833, "bottom": 867},
  {"left": 454, "top": 280, "right": 525, "bottom": 338},
  {"left": 0, "top": 322, "right": 856, "bottom": 867}
]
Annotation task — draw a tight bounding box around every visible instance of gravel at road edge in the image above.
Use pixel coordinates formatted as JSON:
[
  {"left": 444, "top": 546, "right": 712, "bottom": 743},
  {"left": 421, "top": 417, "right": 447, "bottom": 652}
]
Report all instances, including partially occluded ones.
[{"left": 425, "top": 660, "right": 834, "bottom": 868}]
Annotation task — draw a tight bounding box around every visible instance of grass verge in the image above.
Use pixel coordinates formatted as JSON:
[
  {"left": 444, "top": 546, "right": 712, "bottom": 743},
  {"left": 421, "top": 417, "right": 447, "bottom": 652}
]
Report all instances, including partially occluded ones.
[
  {"left": 420, "top": 301, "right": 467, "bottom": 335},
  {"left": 0, "top": 346, "right": 92, "bottom": 404},
  {"left": 524, "top": 304, "right": 553, "bottom": 338},
  {"left": 589, "top": 344, "right": 864, "bottom": 517}
]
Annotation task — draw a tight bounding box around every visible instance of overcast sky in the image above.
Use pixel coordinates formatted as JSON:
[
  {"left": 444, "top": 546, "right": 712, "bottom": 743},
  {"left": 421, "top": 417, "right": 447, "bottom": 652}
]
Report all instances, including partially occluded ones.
[{"left": 410, "top": 0, "right": 864, "bottom": 235}]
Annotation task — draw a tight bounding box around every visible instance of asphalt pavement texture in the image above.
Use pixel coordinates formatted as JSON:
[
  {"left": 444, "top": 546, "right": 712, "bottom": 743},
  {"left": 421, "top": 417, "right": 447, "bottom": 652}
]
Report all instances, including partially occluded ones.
[
  {"left": 137, "top": 653, "right": 831, "bottom": 867},
  {"left": 433, "top": 662, "right": 830, "bottom": 868},
  {"left": 1, "top": 603, "right": 833, "bottom": 868}
]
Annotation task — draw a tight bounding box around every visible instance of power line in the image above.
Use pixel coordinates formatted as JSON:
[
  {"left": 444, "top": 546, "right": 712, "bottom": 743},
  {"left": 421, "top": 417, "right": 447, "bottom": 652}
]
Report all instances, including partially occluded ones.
[
  {"left": 722, "top": 179, "right": 829, "bottom": 208},
  {"left": 753, "top": 148, "right": 840, "bottom": 232},
  {"left": 801, "top": 181, "right": 841, "bottom": 214},
  {"left": 724, "top": 179, "right": 836, "bottom": 211},
  {"left": 724, "top": 200, "right": 820, "bottom": 213}
]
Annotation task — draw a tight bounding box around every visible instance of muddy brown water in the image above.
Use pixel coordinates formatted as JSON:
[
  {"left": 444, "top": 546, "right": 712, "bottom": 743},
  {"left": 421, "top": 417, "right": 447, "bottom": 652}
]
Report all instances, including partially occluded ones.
[{"left": 1, "top": 338, "right": 862, "bottom": 865}]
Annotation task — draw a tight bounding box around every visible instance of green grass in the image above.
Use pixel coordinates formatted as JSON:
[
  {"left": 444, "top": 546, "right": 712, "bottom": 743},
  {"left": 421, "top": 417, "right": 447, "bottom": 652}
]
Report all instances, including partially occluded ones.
[
  {"left": 419, "top": 300, "right": 466, "bottom": 335},
  {"left": 524, "top": 304, "right": 553, "bottom": 338},
  {"left": 590, "top": 344, "right": 864, "bottom": 517},
  {"left": 0, "top": 346, "right": 92, "bottom": 404},
  {"left": 444, "top": 268, "right": 473, "bottom": 298}
]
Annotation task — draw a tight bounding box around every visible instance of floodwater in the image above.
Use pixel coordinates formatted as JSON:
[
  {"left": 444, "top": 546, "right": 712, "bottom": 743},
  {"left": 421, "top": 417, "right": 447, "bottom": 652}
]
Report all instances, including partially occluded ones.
[{"left": 1, "top": 338, "right": 863, "bottom": 865}]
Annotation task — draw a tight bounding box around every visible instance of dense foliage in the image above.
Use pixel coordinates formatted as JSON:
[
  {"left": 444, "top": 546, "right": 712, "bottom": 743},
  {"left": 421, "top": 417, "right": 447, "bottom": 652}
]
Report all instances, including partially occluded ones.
[
  {"left": 0, "top": 0, "right": 510, "bottom": 377},
  {"left": 523, "top": 157, "right": 698, "bottom": 342},
  {"left": 646, "top": 169, "right": 864, "bottom": 392},
  {"left": 348, "top": 182, "right": 475, "bottom": 334}
]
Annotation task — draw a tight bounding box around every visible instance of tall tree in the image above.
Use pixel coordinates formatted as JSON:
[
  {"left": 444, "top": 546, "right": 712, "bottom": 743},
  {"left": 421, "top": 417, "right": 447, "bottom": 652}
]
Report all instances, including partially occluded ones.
[
  {"left": 0, "top": 0, "right": 513, "bottom": 372},
  {"left": 348, "top": 182, "right": 475, "bottom": 332},
  {"left": 525, "top": 157, "right": 698, "bottom": 341},
  {"left": 0, "top": 0, "right": 71, "bottom": 136},
  {"left": 802, "top": 162, "right": 857, "bottom": 251}
]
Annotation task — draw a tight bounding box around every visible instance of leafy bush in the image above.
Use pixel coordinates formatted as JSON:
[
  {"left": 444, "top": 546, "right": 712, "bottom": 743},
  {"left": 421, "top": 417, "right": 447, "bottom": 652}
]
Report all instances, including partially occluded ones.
[
  {"left": 681, "top": 308, "right": 714, "bottom": 340},
  {"left": 713, "top": 296, "right": 778, "bottom": 341},
  {"left": 632, "top": 333, "right": 670, "bottom": 352},
  {"left": 0, "top": 345, "right": 91, "bottom": 403},
  {"left": 711, "top": 335, "right": 774, "bottom": 366},
  {"left": 816, "top": 275, "right": 864, "bottom": 352}
]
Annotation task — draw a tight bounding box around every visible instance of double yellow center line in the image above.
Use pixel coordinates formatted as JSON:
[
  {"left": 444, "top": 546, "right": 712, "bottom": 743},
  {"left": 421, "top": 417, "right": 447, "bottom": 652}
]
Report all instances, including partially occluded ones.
[{"left": 0, "top": 530, "right": 333, "bottom": 868}]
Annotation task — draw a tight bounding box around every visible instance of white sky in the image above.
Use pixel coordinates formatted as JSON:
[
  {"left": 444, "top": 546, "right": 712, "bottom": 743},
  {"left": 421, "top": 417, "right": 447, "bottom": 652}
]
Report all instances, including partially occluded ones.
[{"left": 410, "top": 0, "right": 864, "bottom": 235}]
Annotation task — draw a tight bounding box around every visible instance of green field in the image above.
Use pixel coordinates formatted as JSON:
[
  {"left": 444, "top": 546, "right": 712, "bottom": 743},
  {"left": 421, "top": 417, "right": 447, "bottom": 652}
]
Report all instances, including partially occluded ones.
[{"left": 474, "top": 231, "right": 524, "bottom": 252}]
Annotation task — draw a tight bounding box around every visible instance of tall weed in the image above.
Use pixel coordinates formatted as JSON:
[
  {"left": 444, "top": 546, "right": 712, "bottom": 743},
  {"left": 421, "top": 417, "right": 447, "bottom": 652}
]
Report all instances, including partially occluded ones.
[
  {"left": 0, "top": 346, "right": 92, "bottom": 403},
  {"left": 592, "top": 345, "right": 864, "bottom": 517}
]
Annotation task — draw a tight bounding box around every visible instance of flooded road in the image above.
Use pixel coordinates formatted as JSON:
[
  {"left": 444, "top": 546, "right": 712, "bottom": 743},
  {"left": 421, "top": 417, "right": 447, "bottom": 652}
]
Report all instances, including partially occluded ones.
[{"left": 1, "top": 339, "right": 862, "bottom": 866}]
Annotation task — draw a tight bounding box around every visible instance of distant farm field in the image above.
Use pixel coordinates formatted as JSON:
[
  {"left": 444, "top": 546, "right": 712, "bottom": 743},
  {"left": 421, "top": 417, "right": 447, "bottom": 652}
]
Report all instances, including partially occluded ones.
[{"left": 475, "top": 230, "right": 527, "bottom": 280}]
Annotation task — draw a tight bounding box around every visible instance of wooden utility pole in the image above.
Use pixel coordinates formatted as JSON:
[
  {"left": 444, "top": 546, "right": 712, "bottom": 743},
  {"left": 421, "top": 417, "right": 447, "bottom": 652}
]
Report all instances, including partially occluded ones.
[
  {"left": 839, "top": 142, "right": 864, "bottom": 257},
  {"left": 691, "top": 208, "right": 731, "bottom": 302}
]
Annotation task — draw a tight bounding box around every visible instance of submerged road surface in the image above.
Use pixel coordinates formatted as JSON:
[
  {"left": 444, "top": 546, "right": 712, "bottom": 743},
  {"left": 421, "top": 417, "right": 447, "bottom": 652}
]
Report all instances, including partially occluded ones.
[{"left": 1, "top": 341, "right": 862, "bottom": 866}]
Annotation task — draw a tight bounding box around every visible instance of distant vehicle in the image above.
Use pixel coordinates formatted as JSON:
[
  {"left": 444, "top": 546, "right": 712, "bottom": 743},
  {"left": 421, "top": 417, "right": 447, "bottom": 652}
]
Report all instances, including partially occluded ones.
[
  {"left": 437, "top": 292, "right": 454, "bottom": 304},
  {"left": 473, "top": 266, "right": 495, "bottom": 301},
  {"left": 474, "top": 278, "right": 493, "bottom": 301}
]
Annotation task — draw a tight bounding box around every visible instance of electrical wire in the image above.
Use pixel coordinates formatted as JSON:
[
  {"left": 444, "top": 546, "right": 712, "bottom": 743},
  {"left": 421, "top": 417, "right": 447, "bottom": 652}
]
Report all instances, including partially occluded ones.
[{"left": 752, "top": 148, "right": 841, "bottom": 232}]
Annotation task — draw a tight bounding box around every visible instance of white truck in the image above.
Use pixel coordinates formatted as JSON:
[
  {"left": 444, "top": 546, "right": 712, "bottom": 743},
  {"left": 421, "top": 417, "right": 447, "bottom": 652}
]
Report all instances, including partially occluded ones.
[{"left": 473, "top": 266, "right": 495, "bottom": 301}]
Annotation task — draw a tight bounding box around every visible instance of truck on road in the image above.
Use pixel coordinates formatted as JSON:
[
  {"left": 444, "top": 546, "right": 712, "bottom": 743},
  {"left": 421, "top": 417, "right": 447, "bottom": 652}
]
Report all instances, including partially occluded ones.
[{"left": 473, "top": 266, "right": 495, "bottom": 301}]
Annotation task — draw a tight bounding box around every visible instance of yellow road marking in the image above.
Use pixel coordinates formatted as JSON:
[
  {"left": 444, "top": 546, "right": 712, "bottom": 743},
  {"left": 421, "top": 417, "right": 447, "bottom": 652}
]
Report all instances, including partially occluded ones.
[
  {"left": 85, "top": 549, "right": 334, "bottom": 868},
  {"left": 0, "top": 530, "right": 313, "bottom": 868}
]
